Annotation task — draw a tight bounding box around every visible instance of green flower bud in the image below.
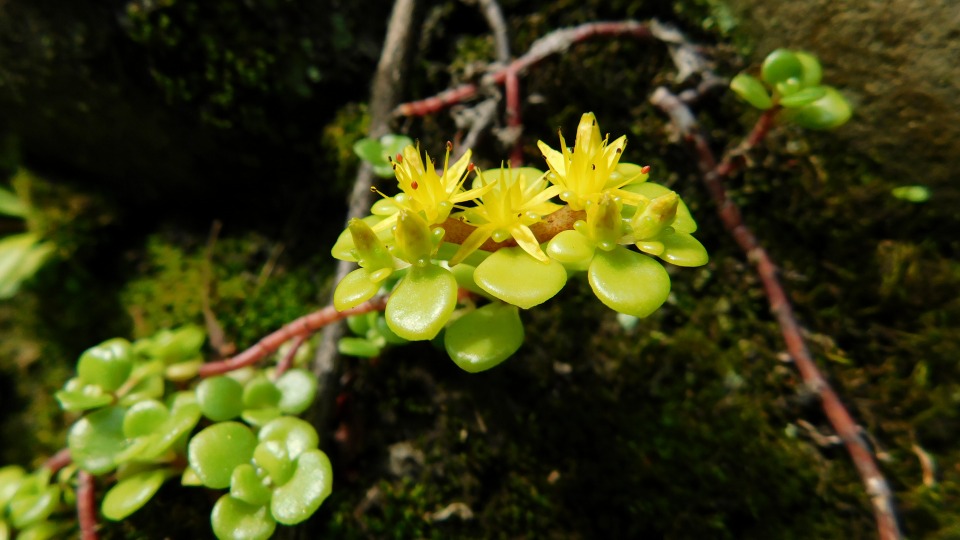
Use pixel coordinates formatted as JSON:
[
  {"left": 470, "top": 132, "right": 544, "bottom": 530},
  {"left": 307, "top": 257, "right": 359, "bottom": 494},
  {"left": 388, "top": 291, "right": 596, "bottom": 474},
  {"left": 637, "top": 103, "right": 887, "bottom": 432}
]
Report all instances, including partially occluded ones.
[
  {"left": 392, "top": 210, "right": 442, "bottom": 266},
  {"left": 347, "top": 218, "right": 394, "bottom": 273},
  {"left": 630, "top": 192, "right": 679, "bottom": 240}
]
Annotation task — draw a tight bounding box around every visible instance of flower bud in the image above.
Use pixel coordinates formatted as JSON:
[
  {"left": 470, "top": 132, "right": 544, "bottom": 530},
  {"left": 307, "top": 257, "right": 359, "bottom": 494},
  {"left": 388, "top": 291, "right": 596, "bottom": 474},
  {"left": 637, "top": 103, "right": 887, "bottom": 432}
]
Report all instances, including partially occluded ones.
[
  {"left": 630, "top": 192, "right": 679, "bottom": 240},
  {"left": 392, "top": 210, "right": 437, "bottom": 266},
  {"left": 585, "top": 194, "right": 623, "bottom": 251},
  {"left": 347, "top": 218, "right": 394, "bottom": 272}
]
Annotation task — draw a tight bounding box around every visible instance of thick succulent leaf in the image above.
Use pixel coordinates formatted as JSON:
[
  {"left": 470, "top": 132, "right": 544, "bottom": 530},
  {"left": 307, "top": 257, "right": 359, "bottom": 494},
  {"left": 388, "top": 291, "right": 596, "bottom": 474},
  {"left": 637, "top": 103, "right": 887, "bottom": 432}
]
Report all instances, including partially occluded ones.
[
  {"left": 243, "top": 377, "right": 281, "bottom": 409},
  {"left": 546, "top": 230, "right": 595, "bottom": 271},
  {"left": 258, "top": 417, "right": 319, "bottom": 462},
  {"left": 270, "top": 449, "right": 333, "bottom": 525},
  {"left": 445, "top": 303, "right": 524, "bottom": 373},
  {"left": 275, "top": 369, "right": 318, "bottom": 415},
  {"left": 385, "top": 264, "right": 457, "bottom": 340},
  {"left": 0, "top": 187, "right": 27, "bottom": 217},
  {"left": 761, "top": 49, "right": 803, "bottom": 85},
  {"left": 211, "top": 495, "right": 276, "bottom": 540},
  {"left": 253, "top": 441, "right": 293, "bottom": 486},
  {"left": 891, "top": 185, "right": 930, "bottom": 203},
  {"left": 333, "top": 268, "right": 382, "bottom": 311},
  {"left": 68, "top": 406, "right": 128, "bottom": 475},
  {"left": 0, "top": 466, "right": 26, "bottom": 507},
  {"left": 786, "top": 86, "right": 852, "bottom": 130},
  {"left": 730, "top": 73, "right": 773, "bottom": 110},
  {"left": 118, "top": 373, "right": 165, "bottom": 407},
  {"left": 230, "top": 464, "right": 271, "bottom": 507},
  {"left": 197, "top": 376, "right": 245, "bottom": 422},
  {"left": 15, "top": 522, "right": 63, "bottom": 540},
  {"left": 102, "top": 469, "right": 168, "bottom": 520},
  {"left": 122, "top": 400, "right": 169, "bottom": 438},
  {"left": 187, "top": 422, "right": 257, "bottom": 489},
  {"left": 474, "top": 248, "right": 567, "bottom": 309},
  {"left": 337, "top": 337, "right": 382, "bottom": 358},
  {"left": 8, "top": 486, "right": 59, "bottom": 529},
  {"left": 621, "top": 182, "right": 697, "bottom": 233},
  {"left": 794, "top": 51, "right": 823, "bottom": 87},
  {"left": 659, "top": 233, "right": 709, "bottom": 267},
  {"left": 77, "top": 338, "right": 134, "bottom": 392},
  {"left": 54, "top": 388, "right": 113, "bottom": 412},
  {"left": 588, "top": 248, "right": 671, "bottom": 318},
  {"left": 779, "top": 86, "right": 826, "bottom": 108}
]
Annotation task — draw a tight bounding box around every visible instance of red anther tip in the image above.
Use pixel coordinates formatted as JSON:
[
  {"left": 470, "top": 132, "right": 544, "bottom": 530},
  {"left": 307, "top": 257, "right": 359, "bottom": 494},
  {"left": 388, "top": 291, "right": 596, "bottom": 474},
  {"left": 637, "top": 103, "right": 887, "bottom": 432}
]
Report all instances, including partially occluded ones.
[
  {"left": 411, "top": 181, "right": 418, "bottom": 189},
  {"left": 641, "top": 165, "right": 651, "bottom": 174},
  {"left": 396, "top": 153, "right": 403, "bottom": 163},
  {"left": 446, "top": 141, "right": 453, "bottom": 151},
  {"left": 467, "top": 163, "right": 475, "bottom": 172}
]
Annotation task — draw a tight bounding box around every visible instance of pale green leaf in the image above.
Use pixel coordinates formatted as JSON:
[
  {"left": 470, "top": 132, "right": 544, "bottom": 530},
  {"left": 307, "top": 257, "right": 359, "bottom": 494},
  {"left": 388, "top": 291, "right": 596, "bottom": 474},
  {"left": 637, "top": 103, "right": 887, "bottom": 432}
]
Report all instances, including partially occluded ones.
[
  {"left": 102, "top": 469, "right": 168, "bottom": 520},
  {"left": 588, "top": 248, "right": 671, "bottom": 318},
  {"left": 385, "top": 264, "right": 457, "bottom": 340},
  {"left": 445, "top": 303, "right": 523, "bottom": 373},
  {"left": 473, "top": 248, "right": 567, "bottom": 309}
]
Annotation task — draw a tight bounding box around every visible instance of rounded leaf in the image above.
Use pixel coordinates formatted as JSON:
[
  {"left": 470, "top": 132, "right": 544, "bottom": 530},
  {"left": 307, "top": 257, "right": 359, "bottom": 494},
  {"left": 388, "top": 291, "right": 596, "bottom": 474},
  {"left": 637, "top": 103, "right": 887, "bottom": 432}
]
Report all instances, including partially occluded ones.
[
  {"left": 891, "top": 185, "right": 931, "bottom": 203},
  {"left": 730, "top": 73, "right": 773, "bottom": 110},
  {"left": 761, "top": 49, "right": 803, "bottom": 85},
  {"left": 123, "top": 400, "right": 169, "bottom": 438},
  {"left": 779, "top": 86, "right": 827, "bottom": 108},
  {"left": 188, "top": 422, "right": 257, "bottom": 489},
  {"left": 197, "top": 376, "right": 245, "bottom": 422},
  {"left": 54, "top": 388, "right": 113, "bottom": 412},
  {"left": 243, "top": 377, "right": 281, "bottom": 410},
  {"left": 258, "top": 417, "right": 319, "bottom": 461},
  {"left": 270, "top": 449, "right": 333, "bottom": 525},
  {"left": 77, "top": 338, "right": 133, "bottom": 392},
  {"left": 0, "top": 465, "right": 26, "bottom": 507},
  {"left": 474, "top": 248, "right": 567, "bottom": 309},
  {"left": 352, "top": 138, "right": 386, "bottom": 166},
  {"left": 794, "top": 51, "right": 823, "bottom": 87},
  {"left": 253, "top": 441, "right": 294, "bottom": 486},
  {"left": 546, "top": 230, "right": 595, "bottom": 271},
  {"left": 588, "top": 248, "right": 671, "bottom": 318},
  {"left": 275, "top": 369, "right": 318, "bottom": 415},
  {"left": 337, "top": 337, "right": 382, "bottom": 358},
  {"left": 445, "top": 303, "right": 524, "bottom": 373},
  {"left": 9, "top": 486, "right": 59, "bottom": 529},
  {"left": 68, "top": 406, "right": 128, "bottom": 475},
  {"left": 787, "top": 86, "right": 852, "bottom": 130},
  {"left": 333, "top": 268, "right": 382, "bottom": 311},
  {"left": 659, "top": 233, "right": 709, "bottom": 267},
  {"left": 211, "top": 495, "right": 276, "bottom": 540},
  {"left": 385, "top": 264, "right": 457, "bottom": 341},
  {"left": 230, "top": 464, "right": 271, "bottom": 507},
  {"left": 102, "top": 469, "right": 168, "bottom": 521}
]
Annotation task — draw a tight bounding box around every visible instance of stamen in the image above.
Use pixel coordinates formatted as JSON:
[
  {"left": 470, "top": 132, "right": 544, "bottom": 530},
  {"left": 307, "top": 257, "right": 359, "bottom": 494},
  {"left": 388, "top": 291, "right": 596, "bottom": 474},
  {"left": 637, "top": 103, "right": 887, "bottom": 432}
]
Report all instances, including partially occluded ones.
[
  {"left": 411, "top": 181, "right": 419, "bottom": 190},
  {"left": 641, "top": 165, "right": 651, "bottom": 174},
  {"left": 395, "top": 153, "right": 403, "bottom": 164}
]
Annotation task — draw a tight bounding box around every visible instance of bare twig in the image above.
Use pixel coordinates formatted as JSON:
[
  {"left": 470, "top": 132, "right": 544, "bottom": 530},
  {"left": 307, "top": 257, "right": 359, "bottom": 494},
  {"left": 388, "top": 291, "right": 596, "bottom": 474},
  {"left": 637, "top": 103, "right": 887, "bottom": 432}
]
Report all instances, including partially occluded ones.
[
  {"left": 651, "top": 86, "right": 902, "bottom": 540},
  {"left": 200, "top": 296, "right": 389, "bottom": 378},
  {"left": 43, "top": 448, "right": 71, "bottom": 474},
  {"left": 77, "top": 471, "right": 98, "bottom": 540},
  {"left": 274, "top": 333, "right": 308, "bottom": 379},
  {"left": 476, "top": 0, "right": 510, "bottom": 65}
]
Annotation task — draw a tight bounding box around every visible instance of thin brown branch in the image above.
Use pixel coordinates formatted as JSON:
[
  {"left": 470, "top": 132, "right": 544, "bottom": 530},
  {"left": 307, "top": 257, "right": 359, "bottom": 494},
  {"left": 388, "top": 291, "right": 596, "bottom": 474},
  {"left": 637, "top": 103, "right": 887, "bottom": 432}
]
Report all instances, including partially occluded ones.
[
  {"left": 394, "top": 20, "right": 657, "bottom": 117},
  {"left": 77, "top": 471, "right": 99, "bottom": 540},
  {"left": 200, "top": 296, "right": 389, "bottom": 378},
  {"left": 651, "top": 86, "right": 902, "bottom": 540},
  {"left": 43, "top": 448, "right": 71, "bottom": 474},
  {"left": 274, "top": 333, "right": 308, "bottom": 379},
  {"left": 440, "top": 205, "right": 584, "bottom": 250}
]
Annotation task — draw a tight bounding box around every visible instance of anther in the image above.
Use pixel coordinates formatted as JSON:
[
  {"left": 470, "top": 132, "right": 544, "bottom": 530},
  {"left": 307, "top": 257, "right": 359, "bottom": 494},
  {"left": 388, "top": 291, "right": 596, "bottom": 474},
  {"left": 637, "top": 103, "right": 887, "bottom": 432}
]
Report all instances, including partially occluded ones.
[
  {"left": 411, "top": 181, "right": 418, "bottom": 190},
  {"left": 591, "top": 164, "right": 596, "bottom": 170},
  {"left": 396, "top": 153, "right": 403, "bottom": 163},
  {"left": 468, "top": 163, "right": 475, "bottom": 172},
  {"left": 641, "top": 165, "right": 651, "bottom": 174},
  {"left": 446, "top": 141, "right": 453, "bottom": 152},
  {"left": 615, "top": 148, "right": 622, "bottom": 154}
]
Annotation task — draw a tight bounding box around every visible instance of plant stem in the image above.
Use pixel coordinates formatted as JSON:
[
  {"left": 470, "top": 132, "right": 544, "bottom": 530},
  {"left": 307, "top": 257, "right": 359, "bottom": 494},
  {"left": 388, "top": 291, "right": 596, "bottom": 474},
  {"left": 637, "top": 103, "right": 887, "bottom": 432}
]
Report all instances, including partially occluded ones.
[
  {"left": 77, "top": 471, "right": 98, "bottom": 540},
  {"left": 199, "top": 296, "right": 390, "bottom": 377},
  {"left": 651, "top": 87, "right": 902, "bottom": 540}
]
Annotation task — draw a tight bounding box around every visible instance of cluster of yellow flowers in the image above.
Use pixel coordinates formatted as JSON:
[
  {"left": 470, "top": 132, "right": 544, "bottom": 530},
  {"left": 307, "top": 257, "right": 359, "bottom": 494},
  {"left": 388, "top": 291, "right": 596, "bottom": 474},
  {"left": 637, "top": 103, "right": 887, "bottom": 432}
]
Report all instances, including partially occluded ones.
[{"left": 332, "top": 112, "right": 707, "bottom": 372}]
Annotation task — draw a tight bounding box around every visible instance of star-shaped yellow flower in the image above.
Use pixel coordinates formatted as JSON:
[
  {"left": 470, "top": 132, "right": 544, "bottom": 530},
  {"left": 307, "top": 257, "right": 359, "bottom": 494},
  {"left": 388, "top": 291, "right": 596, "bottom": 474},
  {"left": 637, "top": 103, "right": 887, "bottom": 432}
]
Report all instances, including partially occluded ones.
[
  {"left": 449, "top": 166, "right": 561, "bottom": 265},
  {"left": 537, "top": 112, "right": 649, "bottom": 211}
]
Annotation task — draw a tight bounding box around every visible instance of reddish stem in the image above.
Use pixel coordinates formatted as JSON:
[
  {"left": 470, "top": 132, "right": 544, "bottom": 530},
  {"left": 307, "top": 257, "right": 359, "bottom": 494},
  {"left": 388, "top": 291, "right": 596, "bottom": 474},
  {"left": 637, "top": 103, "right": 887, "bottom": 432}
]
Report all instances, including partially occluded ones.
[
  {"left": 199, "top": 295, "right": 389, "bottom": 377},
  {"left": 505, "top": 68, "right": 523, "bottom": 167},
  {"left": 77, "top": 471, "right": 99, "bottom": 540},
  {"left": 43, "top": 448, "right": 72, "bottom": 474},
  {"left": 394, "top": 21, "right": 655, "bottom": 117},
  {"left": 651, "top": 88, "right": 901, "bottom": 540},
  {"left": 274, "top": 333, "right": 308, "bottom": 378}
]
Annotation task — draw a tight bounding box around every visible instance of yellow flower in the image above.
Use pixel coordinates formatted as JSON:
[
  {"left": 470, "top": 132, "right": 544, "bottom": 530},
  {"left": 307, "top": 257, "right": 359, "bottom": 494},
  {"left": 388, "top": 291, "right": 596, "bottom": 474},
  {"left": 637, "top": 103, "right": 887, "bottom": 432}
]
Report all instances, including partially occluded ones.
[
  {"left": 373, "top": 143, "right": 490, "bottom": 232},
  {"left": 449, "top": 166, "right": 562, "bottom": 265},
  {"left": 537, "top": 112, "right": 649, "bottom": 211}
]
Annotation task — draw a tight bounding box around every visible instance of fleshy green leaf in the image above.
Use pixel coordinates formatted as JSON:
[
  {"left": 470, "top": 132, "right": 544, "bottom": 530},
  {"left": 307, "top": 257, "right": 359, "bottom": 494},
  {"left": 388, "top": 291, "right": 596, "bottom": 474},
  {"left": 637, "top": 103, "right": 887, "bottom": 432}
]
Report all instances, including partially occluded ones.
[
  {"left": 253, "top": 441, "right": 293, "bottom": 486},
  {"left": 659, "top": 233, "right": 709, "bottom": 267},
  {"left": 54, "top": 388, "right": 113, "bottom": 412},
  {"left": 0, "top": 187, "right": 27, "bottom": 217},
  {"left": 546, "top": 230, "right": 595, "bottom": 271},
  {"left": 68, "top": 406, "right": 128, "bottom": 475},
  {"left": 230, "top": 464, "right": 271, "bottom": 507},
  {"left": 122, "top": 400, "right": 169, "bottom": 438},
  {"left": 77, "top": 338, "right": 134, "bottom": 392},
  {"left": 16, "top": 522, "right": 62, "bottom": 540},
  {"left": 352, "top": 138, "right": 386, "bottom": 166},
  {"left": 187, "top": 422, "right": 257, "bottom": 489},
  {"left": 779, "top": 86, "right": 826, "bottom": 108},
  {"left": 385, "top": 264, "right": 457, "bottom": 340},
  {"left": 794, "top": 51, "right": 823, "bottom": 87},
  {"left": 621, "top": 182, "right": 697, "bottom": 234},
  {"left": 275, "top": 369, "right": 317, "bottom": 415},
  {"left": 258, "top": 417, "right": 319, "bottom": 462},
  {"left": 101, "top": 469, "right": 168, "bottom": 520},
  {"left": 444, "top": 303, "right": 524, "bottom": 373},
  {"left": 0, "top": 466, "right": 26, "bottom": 508},
  {"left": 197, "top": 376, "right": 245, "bottom": 422},
  {"left": 8, "top": 486, "right": 59, "bottom": 529},
  {"left": 473, "top": 248, "right": 567, "bottom": 309},
  {"left": 270, "top": 449, "right": 333, "bottom": 525},
  {"left": 786, "top": 86, "right": 852, "bottom": 130},
  {"left": 243, "top": 377, "right": 281, "bottom": 410},
  {"left": 761, "top": 49, "right": 803, "bottom": 85},
  {"left": 337, "top": 337, "right": 382, "bottom": 358},
  {"left": 891, "top": 185, "right": 931, "bottom": 203},
  {"left": 730, "top": 73, "right": 773, "bottom": 110},
  {"left": 0, "top": 240, "right": 54, "bottom": 299},
  {"left": 211, "top": 495, "right": 276, "bottom": 540},
  {"left": 588, "top": 248, "right": 671, "bottom": 318},
  {"left": 333, "top": 268, "right": 382, "bottom": 311}
]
